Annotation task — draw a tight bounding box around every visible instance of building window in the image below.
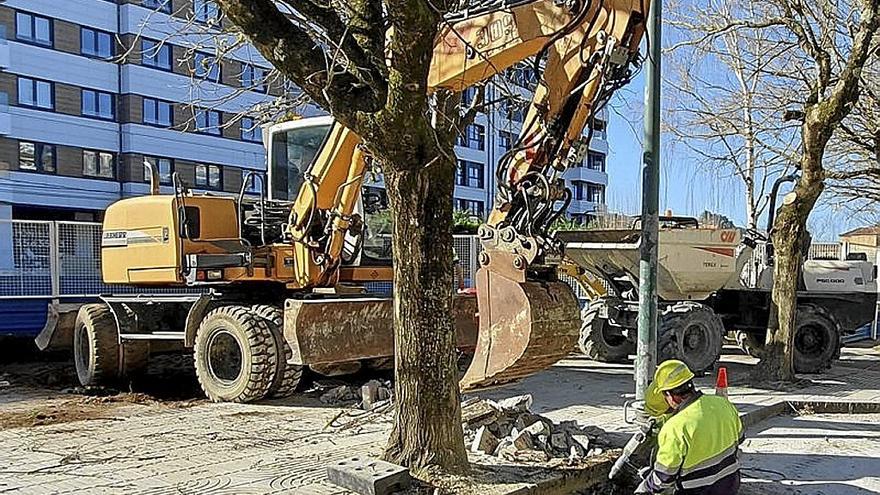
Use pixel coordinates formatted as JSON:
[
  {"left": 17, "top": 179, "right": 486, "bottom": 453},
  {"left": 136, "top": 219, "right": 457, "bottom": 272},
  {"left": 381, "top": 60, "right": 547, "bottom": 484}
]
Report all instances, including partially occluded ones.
[
  {"left": 458, "top": 124, "right": 485, "bottom": 151},
  {"left": 455, "top": 199, "right": 484, "bottom": 217},
  {"left": 499, "top": 130, "right": 515, "bottom": 152},
  {"left": 241, "top": 65, "right": 266, "bottom": 92},
  {"left": 142, "top": 39, "right": 172, "bottom": 70},
  {"left": 586, "top": 152, "right": 605, "bottom": 172},
  {"left": 574, "top": 182, "right": 605, "bottom": 203},
  {"left": 587, "top": 183, "right": 605, "bottom": 203},
  {"left": 501, "top": 99, "right": 525, "bottom": 123},
  {"left": 195, "top": 164, "right": 222, "bottom": 190},
  {"left": 193, "top": 0, "right": 220, "bottom": 23},
  {"left": 241, "top": 117, "right": 261, "bottom": 142},
  {"left": 83, "top": 150, "right": 116, "bottom": 179},
  {"left": 143, "top": 98, "right": 173, "bottom": 126},
  {"left": 19, "top": 142, "right": 55, "bottom": 173},
  {"left": 456, "top": 160, "right": 484, "bottom": 189},
  {"left": 81, "top": 27, "right": 113, "bottom": 58},
  {"left": 82, "top": 89, "right": 114, "bottom": 120},
  {"left": 591, "top": 118, "right": 607, "bottom": 139},
  {"left": 461, "top": 87, "right": 477, "bottom": 107},
  {"left": 195, "top": 109, "right": 222, "bottom": 135},
  {"left": 143, "top": 0, "right": 172, "bottom": 14},
  {"left": 194, "top": 52, "right": 221, "bottom": 82},
  {"left": 17, "top": 77, "right": 53, "bottom": 110},
  {"left": 144, "top": 156, "right": 173, "bottom": 185},
  {"left": 15, "top": 12, "right": 53, "bottom": 47}
]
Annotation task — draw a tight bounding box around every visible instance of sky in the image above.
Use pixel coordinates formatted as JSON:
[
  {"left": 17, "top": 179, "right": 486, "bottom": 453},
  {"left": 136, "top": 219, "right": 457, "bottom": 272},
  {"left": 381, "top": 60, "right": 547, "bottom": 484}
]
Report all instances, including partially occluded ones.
[{"left": 602, "top": 72, "right": 879, "bottom": 242}]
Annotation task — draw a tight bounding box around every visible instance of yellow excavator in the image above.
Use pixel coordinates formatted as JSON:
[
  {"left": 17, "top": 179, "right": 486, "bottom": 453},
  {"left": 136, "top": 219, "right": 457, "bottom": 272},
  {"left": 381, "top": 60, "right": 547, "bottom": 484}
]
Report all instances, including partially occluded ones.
[{"left": 74, "top": 0, "right": 649, "bottom": 402}]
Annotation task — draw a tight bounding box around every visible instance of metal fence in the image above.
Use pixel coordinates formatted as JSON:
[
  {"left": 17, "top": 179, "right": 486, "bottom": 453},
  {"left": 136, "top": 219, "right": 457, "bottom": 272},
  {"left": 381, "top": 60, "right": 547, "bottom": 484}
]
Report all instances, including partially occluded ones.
[
  {"left": 0, "top": 220, "right": 488, "bottom": 299},
  {"left": 0, "top": 218, "right": 854, "bottom": 300}
]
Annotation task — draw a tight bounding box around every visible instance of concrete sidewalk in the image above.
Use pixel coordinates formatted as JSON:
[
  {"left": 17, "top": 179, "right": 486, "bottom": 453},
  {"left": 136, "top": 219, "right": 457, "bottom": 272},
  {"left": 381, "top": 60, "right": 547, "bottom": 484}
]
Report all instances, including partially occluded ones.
[{"left": 1, "top": 346, "right": 878, "bottom": 494}]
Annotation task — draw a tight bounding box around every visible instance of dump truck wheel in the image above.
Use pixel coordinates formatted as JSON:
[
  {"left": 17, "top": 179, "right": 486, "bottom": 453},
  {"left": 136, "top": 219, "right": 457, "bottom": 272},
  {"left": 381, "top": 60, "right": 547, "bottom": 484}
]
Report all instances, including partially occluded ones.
[
  {"left": 735, "top": 331, "right": 765, "bottom": 359},
  {"left": 74, "top": 303, "right": 121, "bottom": 386},
  {"left": 793, "top": 304, "right": 840, "bottom": 373},
  {"left": 194, "top": 305, "right": 278, "bottom": 403},
  {"left": 578, "top": 301, "right": 634, "bottom": 363},
  {"left": 659, "top": 303, "right": 723, "bottom": 373},
  {"left": 252, "top": 304, "right": 304, "bottom": 398}
]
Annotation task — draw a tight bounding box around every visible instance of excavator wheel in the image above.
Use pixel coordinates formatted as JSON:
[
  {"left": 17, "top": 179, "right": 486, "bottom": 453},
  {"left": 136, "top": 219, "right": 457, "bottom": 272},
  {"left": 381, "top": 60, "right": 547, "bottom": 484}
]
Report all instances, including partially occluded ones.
[
  {"left": 793, "top": 304, "right": 840, "bottom": 373},
  {"left": 658, "top": 302, "right": 724, "bottom": 373},
  {"left": 578, "top": 300, "right": 634, "bottom": 363},
  {"left": 194, "top": 305, "right": 278, "bottom": 403},
  {"left": 74, "top": 303, "right": 121, "bottom": 387},
  {"left": 252, "top": 304, "right": 304, "bottom": 398},
  {"left": 460, "top": 267, "right": 580, "bottom": 390}
]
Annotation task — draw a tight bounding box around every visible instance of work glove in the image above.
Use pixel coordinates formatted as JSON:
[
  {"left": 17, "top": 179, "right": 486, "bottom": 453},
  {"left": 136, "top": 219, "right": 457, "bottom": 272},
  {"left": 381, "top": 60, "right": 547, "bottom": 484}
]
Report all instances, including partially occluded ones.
[{"left": 634, "top": 478, "right": 653, "bottom": 494}]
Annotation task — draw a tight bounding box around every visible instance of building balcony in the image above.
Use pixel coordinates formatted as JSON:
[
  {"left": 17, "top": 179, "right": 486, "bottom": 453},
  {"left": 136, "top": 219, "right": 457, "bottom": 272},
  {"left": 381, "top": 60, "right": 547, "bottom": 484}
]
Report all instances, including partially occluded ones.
[
  {"left": 0, "top": 93, "right": 11, "bottom": 136},
  {"left": 564, "top": 166, "right": 608, "bottom": 184},
  {"left": 0, "top": 26, "right": 9, "bottom": 70}
]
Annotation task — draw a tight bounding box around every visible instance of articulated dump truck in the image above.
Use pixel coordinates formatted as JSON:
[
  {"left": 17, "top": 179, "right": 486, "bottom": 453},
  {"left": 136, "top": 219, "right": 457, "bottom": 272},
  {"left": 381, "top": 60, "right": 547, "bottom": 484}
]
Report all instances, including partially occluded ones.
[
  {"left": 560, "top": 216, "right": 877, "bottom": 374},
  {"left": 37, "top": 0, "right": 654, "bottom": 402}
]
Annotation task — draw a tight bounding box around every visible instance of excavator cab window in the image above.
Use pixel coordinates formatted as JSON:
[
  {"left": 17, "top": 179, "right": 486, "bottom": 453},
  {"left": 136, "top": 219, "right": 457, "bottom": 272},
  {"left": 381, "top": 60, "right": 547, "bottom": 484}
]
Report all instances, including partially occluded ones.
[
  {"left": 178, "top": 206, "right": 200, "bottom": 239},
  {"left": 269, "top": 124, "right": 332, "bottom": 201}
]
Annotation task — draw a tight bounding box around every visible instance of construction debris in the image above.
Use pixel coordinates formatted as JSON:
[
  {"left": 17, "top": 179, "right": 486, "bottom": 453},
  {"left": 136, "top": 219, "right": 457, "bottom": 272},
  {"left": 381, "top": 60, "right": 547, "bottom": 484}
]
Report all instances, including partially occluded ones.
[
  {"left": 319, "top": 380, "right": 393, "bottom": 410},
  {"left": 462, "top": 394, "right": 598, "bottom": 464}
]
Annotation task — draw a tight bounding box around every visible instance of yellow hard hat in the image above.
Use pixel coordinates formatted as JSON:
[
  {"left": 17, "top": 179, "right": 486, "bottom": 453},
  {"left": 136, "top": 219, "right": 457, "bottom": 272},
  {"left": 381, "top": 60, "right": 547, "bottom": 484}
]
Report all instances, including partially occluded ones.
[
  {"left": 654, "top": 359, "right": 695, "bottom": 392},
  {"left": 644, "top": 381, "right": 671, "bottom": 417}
]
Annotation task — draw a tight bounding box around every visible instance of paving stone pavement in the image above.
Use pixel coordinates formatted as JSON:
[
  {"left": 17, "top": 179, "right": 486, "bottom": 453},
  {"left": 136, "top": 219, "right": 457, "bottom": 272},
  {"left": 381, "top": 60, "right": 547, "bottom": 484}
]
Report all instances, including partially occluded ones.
[{"left": 1, "top": 345, "right": 879, "bottom": 494}]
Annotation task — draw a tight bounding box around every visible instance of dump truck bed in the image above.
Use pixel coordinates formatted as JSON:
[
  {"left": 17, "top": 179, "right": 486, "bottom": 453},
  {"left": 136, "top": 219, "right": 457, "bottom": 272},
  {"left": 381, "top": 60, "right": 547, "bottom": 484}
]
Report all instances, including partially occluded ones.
[{"left": 558, "top": 227, "right": 742, "bottom": 301}]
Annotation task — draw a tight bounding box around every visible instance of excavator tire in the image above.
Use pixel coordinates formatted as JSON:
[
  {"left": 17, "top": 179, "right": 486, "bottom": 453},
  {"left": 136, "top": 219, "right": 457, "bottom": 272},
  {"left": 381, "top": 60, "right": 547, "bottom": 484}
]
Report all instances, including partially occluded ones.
[
  {"left": 194, "top": 305, "right": 278, "bottom": 403},
  {"left": 658, "top": 302, "right": 724, "bottom": 373},
  {"left": 74, "top": 303, "right": 121, "bottom": 387},
  {"left": 793, "top": 303, "right": 840, "bottom": 373},
  {"left": 735, "top": 330, "right": 765, "bottom": 359},
  {"left": 252, "top": 304, "right": 304, "bottom": 398},
  {"left": 578, "top": 300, "right": 634, "bottom": 363}
]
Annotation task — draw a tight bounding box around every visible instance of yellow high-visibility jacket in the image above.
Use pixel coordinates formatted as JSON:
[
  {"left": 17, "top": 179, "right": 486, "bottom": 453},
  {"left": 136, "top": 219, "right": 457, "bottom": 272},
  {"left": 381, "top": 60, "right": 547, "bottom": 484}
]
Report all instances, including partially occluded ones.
[{"left": 641, "top": 392, "right": 743, "bottom": 494}]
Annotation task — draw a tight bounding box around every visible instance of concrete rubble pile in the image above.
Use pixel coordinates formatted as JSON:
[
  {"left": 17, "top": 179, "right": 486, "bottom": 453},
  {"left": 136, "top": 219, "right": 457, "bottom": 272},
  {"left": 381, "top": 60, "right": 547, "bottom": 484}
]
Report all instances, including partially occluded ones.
[
  {"left": 462, "top": 394, "right": 602, "bottom": 464},
  {"left": 318, "top": 379, "right": 393, "bottom": 410}
]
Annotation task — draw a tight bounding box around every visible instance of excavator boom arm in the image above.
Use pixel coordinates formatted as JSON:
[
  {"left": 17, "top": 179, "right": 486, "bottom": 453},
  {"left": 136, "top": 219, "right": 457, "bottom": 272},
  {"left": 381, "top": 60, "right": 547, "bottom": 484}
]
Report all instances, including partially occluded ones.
[{"left": 285, "top": 0, "right": 649, "bottom": 389}]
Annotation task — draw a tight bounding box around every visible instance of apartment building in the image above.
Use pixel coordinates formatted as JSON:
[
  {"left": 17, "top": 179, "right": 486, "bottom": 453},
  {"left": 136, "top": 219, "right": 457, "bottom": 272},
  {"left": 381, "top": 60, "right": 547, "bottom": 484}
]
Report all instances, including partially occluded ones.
[
  {"left": 0, "top": 0, "right": 608, "bottom": 227},
  {"left": 449, "top": 75, "right": 609, "bottom": 221},
  {"left": 0, "top": 0, "right": 278, "bottom": 225}
]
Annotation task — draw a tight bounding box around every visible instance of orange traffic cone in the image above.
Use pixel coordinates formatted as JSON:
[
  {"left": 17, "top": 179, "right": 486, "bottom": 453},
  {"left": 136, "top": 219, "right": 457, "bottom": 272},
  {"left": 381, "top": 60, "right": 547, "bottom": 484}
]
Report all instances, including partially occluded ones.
[{"left": 715, "top": 367, "right": 729, "bottom": 397}]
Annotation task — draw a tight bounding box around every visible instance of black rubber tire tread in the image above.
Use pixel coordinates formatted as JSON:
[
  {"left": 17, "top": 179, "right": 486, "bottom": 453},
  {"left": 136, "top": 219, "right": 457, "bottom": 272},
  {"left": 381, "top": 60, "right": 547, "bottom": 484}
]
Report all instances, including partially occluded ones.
[
  {"left": 194, "top": 305, "right": 278, "bottom": 403},
  {"left": 735, "top": 331, "right": 765, "bottom": 359},
  {"left": 658, "top": 302, "right": 724, "bottom": 373},
  {"left": 252, "top": 304, "right": 304, "bottom": 398},
  {"left": 74, "top": 303, "right": 121, "bottom": 386},
  {"left": 578, "top": 300, "right": 634, "bottom": 363},
  {"left": 793, "top": 303, "right": 841, "bottom": 373}
]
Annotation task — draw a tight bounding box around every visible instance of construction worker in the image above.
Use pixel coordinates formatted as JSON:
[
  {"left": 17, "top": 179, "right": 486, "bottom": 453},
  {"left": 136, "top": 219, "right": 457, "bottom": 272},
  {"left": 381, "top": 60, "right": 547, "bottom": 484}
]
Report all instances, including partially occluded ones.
[{"left": 635, "top": 360, "right": 743, "bottom": 495}]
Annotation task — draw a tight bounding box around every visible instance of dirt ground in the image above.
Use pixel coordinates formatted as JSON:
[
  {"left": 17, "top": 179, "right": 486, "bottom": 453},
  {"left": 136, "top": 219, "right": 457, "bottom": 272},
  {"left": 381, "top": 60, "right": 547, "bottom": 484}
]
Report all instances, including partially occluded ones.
[{"left": 2, "top": 338, "right": 880, "bottom": 494}]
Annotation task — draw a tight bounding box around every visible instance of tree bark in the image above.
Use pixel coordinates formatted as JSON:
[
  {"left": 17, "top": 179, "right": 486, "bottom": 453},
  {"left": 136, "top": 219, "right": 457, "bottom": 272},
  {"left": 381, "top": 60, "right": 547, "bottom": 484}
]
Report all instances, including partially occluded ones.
[
  {"left": 381, "top": 156, "right": 469, "bottom": 473},
  {"left": 753, "top": 130, "right": 824, "bottom": 383}
]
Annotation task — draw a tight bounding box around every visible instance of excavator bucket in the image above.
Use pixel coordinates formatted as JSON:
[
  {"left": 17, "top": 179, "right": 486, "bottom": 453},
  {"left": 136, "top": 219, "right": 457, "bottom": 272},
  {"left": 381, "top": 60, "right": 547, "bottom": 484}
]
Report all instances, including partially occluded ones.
[{"left": 460, "top": 264, "right": 581, "bottom": 390}]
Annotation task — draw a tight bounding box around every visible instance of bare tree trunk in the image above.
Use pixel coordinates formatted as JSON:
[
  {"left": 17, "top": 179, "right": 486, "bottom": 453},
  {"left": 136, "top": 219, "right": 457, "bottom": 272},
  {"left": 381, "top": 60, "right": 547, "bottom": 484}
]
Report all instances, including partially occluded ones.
[
  {"left": 382, "top": 157, "right": 468, "bottom": 473},
  {"left": 754, "top": 137, "right": 824, "bottom": 382}
]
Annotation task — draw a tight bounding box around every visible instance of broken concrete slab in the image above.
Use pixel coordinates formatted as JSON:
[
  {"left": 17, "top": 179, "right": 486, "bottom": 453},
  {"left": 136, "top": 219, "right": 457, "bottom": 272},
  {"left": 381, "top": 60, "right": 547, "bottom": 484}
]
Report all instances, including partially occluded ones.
[
  {"left": 471, "top": 425, "right": 500, "bottom": 454},
  {"left": 326, "top": 457, "right": 411, "bottom": 495}
]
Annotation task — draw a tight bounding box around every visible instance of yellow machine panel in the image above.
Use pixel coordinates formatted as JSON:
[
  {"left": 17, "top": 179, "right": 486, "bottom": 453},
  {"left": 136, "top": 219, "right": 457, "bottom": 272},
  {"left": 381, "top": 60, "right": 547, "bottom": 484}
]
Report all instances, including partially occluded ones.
[{"left": 102, "top": 194, "right": 241, "bottom": 285}]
